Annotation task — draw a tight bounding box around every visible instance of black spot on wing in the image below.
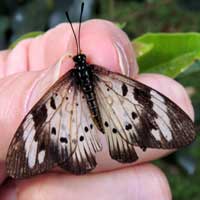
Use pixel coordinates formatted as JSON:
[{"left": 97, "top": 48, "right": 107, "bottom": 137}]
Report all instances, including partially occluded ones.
[
  {"left": 112, "top": 128, "right": 117, "bottom": 133},
  {"left": 50, "top": 97, "right": 56, "bottom": 110},
  {"left": 122, "top": 83, "right": 128, "bottom": 96},
  {"left": 104, "top": 121, "right": 109, "bottom": 127},
  {"left": 79, "top": 136, "right": 84, "bottom": 141},
  {"left": 60, "top": 137, "right": 68, "bottom": 144},
  {"left": 84, "top": 126, "right": 89, "bottom": 132},
  {"left": 51, "top": 127, "right": 56, "bottom": 135},
  {"left": 134, "top": 87, "right": 152, "bottom": 107},
  {"left": 125, "top": 124, "right": 132, "bottom": 130},
  {"left": 131, "top": 112, "right": 137, "bottom": 119},
  {"left": 39, "top": 141, "right": 45, "bottom": 151},
  {"left": 32, "top": 104, "right": 48, "bottom": 128}
]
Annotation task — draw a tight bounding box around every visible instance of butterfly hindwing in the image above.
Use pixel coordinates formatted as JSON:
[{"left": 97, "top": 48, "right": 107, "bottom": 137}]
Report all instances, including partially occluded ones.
[
  {"left": 92, "top": 65, "right": 195, "bottom": 162},
  {"left": 95, "top": 82, "right": 138, "bottom": 163},
  {"left": 59, "top": 87, "right": 102, "bottom": 174}
]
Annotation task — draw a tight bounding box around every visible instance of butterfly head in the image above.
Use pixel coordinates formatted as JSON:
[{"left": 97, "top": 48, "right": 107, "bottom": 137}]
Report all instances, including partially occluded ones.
[{"left": 73, "top": 54, "right": 86, "bottom": 65}]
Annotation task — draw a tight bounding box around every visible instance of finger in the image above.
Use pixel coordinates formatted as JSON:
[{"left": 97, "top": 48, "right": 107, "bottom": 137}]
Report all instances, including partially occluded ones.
[
  {"left": 80, "top": 19, "right": 138, "bottom": 76},
  {"left": 28, "top": 19, "right": 138, "bottom": 76},
  {"left": 3, "top": 20, "right": 138, "bottom": 77},
  {"left": 6, "top": 164, "right": 171, "bottom": 200}
]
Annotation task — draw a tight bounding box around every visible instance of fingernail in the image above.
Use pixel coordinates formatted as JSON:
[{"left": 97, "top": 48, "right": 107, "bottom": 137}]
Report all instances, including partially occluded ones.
[
  {"left": 25, "top": 53, "right": 72, "bottom": 111},
  {"left": 114, "top": 41, "right": 130, "bottom": 76}
]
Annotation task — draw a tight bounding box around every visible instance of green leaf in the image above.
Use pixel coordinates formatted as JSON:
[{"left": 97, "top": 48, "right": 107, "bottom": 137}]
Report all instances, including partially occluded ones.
[
  {"left": 132, "top": 41, "right": 153, "bottom": 57},
  {"left": 134, "top": 33, "right": 200, "bottom": 78},
  {"left": 9, "top": 31, "right": 44, "bottom": 49}
]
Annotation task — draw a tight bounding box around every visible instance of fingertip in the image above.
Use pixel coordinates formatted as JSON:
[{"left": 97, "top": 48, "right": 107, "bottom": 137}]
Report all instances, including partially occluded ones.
[
  {"left": 6, "top": 20, "right": 138, "bottom": 77},
  {"left": 81, "top": 19, "right": 138, "bottom": 77},
  {"left": 28, "top": 23, "right": 71, "bottom": 70},
  {"left": 137, "top": 164, "right": 172, "bottom": 200},
  {"left": 137, "top": 73, "right": 194, "bottom": 120}
]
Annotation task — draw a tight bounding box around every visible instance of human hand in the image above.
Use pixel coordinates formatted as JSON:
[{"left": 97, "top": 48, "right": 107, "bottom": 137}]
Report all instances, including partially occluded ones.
[{"left": 0, "top": 20, "right": 194, "bottom": 200}]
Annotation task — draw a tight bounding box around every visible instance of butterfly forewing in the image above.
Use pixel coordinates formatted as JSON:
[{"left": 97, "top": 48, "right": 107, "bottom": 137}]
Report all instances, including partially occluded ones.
[
  {"left": 6, "top": 69, "right": 101, "bottom": 178},
  {"left": 92, "top": 65, "right": 195, "bottom": 159}
]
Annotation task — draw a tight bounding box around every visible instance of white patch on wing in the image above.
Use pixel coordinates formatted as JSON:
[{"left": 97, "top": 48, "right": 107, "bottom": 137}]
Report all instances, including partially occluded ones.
[
  {"left": 151, "top": 129, "right": 161, "bottom": 141},
  {"left": 150, "top": 91, "right": 172, "bottom": 141},
  {"left": 23, "top": 114, "right": 34, "bottom": 141},
  {"left": 150, "top": 90, "right": 165, "bottom": 102},
  {"left": 38, "top": 150, "right": 45, "bottom": 164},
  {"left": 155, "top": 117, "right": 172, "bottom": 141},
  {"left": 28, "top": 140, "right": 38, "bottom": 168},
  {"left": 25, "top": 131, "right": 35, "bottom": 157}
]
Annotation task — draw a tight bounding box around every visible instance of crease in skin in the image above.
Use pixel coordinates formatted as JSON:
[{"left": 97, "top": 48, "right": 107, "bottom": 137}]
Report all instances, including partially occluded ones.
[
  {"left": 5, "top": 40, "right": 32, "bottom": 76},
  {"left": 26, "top": 38, "right": 32, "bottom": 72},
  {"left": 24, "top": 53, "right": 69, "bottom": 113},
  {"left": 0, "top": 50, "right": 9, "bottom": 78},
  {"left": 22, "top": 39, "right": 31, "bottom": 72},
  {"left": 114, "top": 41, "right": 130, "bottom": 76}
]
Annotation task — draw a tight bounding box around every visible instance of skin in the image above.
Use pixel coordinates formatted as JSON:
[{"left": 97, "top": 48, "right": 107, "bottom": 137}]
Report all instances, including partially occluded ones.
[{"left": 0, "top": 19, "right": 194, "bottom": 200}]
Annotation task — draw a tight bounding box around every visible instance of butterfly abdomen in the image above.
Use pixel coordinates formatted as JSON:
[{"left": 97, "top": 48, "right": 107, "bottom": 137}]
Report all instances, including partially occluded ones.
[{"left": 73, "top": 60, "right": 104, "bottom": 132}]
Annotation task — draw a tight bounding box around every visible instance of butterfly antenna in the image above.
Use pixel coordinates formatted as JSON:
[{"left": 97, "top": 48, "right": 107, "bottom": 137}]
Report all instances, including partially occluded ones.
[
  {"left": 78, "top": 2, "right": 84, "bottom": 54},
  {"left": 65, "top": 11, "right": 79, "bottom": 55}
]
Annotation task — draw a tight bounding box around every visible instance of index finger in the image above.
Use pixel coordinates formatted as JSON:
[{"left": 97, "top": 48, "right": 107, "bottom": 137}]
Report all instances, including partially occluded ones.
[{"left": 2, "top": 20, "right": 138, "bottom": 77}]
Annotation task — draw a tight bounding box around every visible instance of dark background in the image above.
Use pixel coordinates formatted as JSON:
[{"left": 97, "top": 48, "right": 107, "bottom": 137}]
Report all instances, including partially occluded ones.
[{"left": 0, "top": 0, "right": 199, "bottom": 199}]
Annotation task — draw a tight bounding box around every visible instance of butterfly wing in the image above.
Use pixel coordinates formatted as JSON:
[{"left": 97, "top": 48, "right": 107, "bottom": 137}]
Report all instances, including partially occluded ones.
[
  {"left": 92, "top": 65, "right": 196, "bottom": 163},
  {"left": 59, "top": 89, "right": 102, "bottom": 174},
  {"left": 6, "top": 69, "right": 102, "bottom": 178}
]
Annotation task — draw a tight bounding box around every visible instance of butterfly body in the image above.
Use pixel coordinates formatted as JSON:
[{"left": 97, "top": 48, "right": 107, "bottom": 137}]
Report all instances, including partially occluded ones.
[{"left": 72, "top": 53, "right": 104, "bottom": 132}]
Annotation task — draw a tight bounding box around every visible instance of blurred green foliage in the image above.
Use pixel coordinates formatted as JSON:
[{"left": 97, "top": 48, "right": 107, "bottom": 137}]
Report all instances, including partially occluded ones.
[
  {"left": 134, "top": 33, "right": 200, "bottom": 77},
  {"left": 133, "top": 33, "right": 200, "bottom": 199},
  {"left": 0, "top": 0, "right": 199, "bottom": 199}
]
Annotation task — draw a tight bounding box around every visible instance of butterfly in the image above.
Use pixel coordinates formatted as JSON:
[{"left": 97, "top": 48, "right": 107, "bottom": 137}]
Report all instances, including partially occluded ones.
[{"left": 6, "top": 3, "right": 196, "bottom": 179}]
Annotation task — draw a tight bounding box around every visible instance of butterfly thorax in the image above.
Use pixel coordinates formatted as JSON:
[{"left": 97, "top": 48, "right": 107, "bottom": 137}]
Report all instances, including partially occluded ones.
[{"left": 73, "top": 54, "right": 104, "bottom": 132}]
